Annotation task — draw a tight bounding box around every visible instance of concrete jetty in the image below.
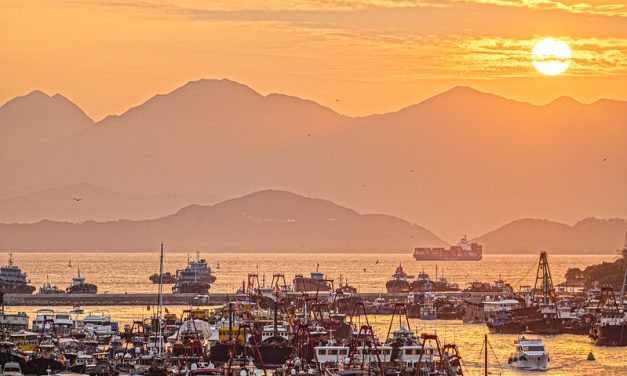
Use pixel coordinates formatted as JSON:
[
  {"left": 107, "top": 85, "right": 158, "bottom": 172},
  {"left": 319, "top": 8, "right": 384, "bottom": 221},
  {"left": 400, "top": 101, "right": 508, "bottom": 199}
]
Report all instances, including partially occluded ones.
[{"left": 4, "top": 292, "right": 409, "bottom": 306}]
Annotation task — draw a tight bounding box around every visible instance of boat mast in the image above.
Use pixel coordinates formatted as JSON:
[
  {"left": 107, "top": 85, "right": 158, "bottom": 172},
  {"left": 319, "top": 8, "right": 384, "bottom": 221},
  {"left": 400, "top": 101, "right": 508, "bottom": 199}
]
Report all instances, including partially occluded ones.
[
  {"left": 157, "top": 242, "right": 164, "bottom": 356},
  {"left": 620, "top": 264, "right": 627, "bottom": 310},
  {"left": 534, "top": 251, "right": 555, "bottom": 305},
  {"left": 484, "top": 334, "right": 488, "bottom": 376}
]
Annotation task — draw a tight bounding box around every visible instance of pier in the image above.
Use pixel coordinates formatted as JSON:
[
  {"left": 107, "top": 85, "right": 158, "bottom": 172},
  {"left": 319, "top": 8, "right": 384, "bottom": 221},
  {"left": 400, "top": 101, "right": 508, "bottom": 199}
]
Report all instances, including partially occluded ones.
[{"left": 3, "top": 292, "right": 412, "bottom": 306}]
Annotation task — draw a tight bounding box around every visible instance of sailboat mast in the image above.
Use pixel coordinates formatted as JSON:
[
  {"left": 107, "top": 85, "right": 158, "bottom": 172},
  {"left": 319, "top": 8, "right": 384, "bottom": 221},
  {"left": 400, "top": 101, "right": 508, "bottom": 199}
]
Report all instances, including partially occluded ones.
[{"left": 157, "top": 242, "right": 164, "bottom": 356}]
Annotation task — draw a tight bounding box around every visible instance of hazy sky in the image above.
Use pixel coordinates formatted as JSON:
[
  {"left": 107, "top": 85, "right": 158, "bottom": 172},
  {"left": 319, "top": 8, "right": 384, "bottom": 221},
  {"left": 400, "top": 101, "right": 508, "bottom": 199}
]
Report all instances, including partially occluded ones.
[{"left": 1, "top": 0, "right": 626, "bottom": 120}]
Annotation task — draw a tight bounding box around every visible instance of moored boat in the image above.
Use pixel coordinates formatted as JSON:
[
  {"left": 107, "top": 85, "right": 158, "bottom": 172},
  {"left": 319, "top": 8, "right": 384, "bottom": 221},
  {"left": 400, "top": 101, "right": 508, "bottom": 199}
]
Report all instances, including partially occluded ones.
[
  {"left": 66, "top": 267, "right": 97, "bottom": 294},
  {"left": 293, "top": 264, "right": 332, "bottom": 292},
  {"left": 507, "top": 337, "right": 549, "bottom": 370},
  {"left": 386, "top": 264, "right": 412, "bottom": 293},
  {"left": 0, "top": 253, "right": 35, "bottom": 294},
  {"left": 172, "top": 252, "right": 216, "bottom": 294}
]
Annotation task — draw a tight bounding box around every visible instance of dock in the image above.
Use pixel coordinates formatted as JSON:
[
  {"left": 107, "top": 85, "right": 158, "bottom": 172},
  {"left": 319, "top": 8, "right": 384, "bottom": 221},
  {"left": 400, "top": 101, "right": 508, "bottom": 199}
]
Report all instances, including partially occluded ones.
[{"left": 3, "top": 292, "right": 411, "bottom": 306}]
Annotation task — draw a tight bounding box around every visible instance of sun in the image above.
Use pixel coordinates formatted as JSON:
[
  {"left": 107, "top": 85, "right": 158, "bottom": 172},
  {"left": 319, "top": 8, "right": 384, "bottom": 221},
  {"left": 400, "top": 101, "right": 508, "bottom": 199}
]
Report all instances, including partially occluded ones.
[{"left": 532, "top": 38, "right": 571, "bottom": 76}]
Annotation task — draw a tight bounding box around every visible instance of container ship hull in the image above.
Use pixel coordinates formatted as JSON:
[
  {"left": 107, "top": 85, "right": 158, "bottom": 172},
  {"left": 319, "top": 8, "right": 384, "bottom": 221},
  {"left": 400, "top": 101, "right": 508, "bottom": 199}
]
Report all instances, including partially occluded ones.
[{"left": 413, "top": 255, "right": 482, "bottom": 261}]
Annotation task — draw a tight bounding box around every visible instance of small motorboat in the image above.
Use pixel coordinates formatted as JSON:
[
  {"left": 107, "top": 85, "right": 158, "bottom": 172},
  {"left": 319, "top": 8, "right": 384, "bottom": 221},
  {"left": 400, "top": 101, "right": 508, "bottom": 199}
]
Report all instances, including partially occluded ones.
[
  {"left": 508, "top": 337, "right": 549, "bottom": 370},
  {"left": 70, "top": 305, "right": 84, "bottom": 314}
]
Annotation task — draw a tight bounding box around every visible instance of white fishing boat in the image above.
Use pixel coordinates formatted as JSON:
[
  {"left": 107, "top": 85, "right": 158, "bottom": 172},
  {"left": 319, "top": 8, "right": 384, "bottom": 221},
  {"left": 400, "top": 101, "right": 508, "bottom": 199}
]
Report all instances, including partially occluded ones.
[{"left": 508, "top": 337, "right": 549, "bottom": 370}]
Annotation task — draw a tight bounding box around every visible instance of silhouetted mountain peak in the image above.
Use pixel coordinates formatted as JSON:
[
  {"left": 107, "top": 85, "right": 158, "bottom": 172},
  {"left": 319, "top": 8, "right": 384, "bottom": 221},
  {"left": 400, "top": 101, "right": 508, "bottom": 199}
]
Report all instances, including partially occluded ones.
[{"left": 546, "top": 95, "right": 581, "bottom": 107}]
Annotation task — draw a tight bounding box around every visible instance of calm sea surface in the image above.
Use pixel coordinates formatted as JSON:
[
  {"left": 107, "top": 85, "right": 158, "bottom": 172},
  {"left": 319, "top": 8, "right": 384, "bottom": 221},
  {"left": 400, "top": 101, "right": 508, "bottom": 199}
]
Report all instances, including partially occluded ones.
[{"left": 3, "top": 252, "right": 626, "bottom": 375}]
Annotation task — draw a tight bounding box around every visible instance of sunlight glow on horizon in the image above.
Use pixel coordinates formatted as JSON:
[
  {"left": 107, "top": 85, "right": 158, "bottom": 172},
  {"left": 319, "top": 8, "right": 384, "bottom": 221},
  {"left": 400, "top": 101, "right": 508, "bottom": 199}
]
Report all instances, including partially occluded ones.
[{"left": 0, "top": 0, "right": 626, "bottom": 119}]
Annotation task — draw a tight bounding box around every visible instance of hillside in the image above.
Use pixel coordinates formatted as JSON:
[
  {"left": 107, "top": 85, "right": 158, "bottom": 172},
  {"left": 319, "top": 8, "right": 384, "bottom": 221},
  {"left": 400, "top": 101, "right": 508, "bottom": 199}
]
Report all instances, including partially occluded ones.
[
  {"left": 474, "top": 218, "right": 627, "bottom": 253},
  {"left": 0, "top": 190, "right": 446, "bottom": 252}
]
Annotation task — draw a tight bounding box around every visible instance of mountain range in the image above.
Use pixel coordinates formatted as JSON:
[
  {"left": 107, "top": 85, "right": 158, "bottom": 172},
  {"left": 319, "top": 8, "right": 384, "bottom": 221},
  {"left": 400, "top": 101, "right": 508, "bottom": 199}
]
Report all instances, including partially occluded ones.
[
  {"left": 473, "top": 217, "right": 627, "bottom": 254},
  {"left": 0, "top": 190, "right": 447, "bottom": 252},
  {"left": 0, "top": 189, "right": 624, "bottom": 253},
  {"left": 1, "top": 79, "right": 625, "bottom": 243},
  {"left": 0, "top": 183, "right": 218, "bottom": 223}
]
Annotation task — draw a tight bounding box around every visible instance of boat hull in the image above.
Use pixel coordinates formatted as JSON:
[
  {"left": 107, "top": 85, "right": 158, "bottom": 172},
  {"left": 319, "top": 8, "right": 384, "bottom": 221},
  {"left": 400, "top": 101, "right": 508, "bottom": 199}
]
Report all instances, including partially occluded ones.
[
  {"left": 413, "top": 255, "right": 482, "bottom": 261},
  {"left": 590, "top": 324, "right": 627, "bottom": 346},
  {"left": 385, "top": 280, "right": 411, "bottom": 293},
  {"left": 0, "top": 282, "right": 35, "bottom": 294},
  {"left": 508, "top": 356, "right": 548, "bottom": 371},
  {"left": 293, "top": 277, "right": 331, "bottom": 292}
]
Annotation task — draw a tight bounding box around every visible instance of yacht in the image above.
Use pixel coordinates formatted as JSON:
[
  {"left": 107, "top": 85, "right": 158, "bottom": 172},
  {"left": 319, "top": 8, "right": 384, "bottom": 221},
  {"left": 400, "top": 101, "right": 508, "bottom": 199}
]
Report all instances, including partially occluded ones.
[
  {"left": 80, "top": 311, "right": 113, "bottom": 335},
  {"left": 508, "top": 337, "right": 549, "bottom": 370}
]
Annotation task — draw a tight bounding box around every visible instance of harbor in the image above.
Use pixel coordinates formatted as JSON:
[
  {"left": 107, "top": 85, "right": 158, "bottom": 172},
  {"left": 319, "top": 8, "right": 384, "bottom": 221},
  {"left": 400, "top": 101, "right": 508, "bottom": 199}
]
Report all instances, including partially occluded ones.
[{"left": 0, "top": 245, "right": 623, "bottom": 376}]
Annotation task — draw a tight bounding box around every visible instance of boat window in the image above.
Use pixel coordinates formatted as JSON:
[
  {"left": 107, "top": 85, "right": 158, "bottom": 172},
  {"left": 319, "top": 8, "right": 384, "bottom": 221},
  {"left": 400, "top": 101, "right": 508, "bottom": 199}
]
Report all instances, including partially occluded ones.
[
  {"left": 318, "top": 349, "right": 326, "bottom": 355},
  {"left": 523, "top": 346, "right": 544, "bottom": 351},
  {"left": 330, "top": 349, "right": 338, "bottom": 355}
]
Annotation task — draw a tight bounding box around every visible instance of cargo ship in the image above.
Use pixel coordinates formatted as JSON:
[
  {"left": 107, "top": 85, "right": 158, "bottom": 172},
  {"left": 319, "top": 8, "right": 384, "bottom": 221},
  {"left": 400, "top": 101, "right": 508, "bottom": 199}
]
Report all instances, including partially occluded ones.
[{"left": 413, "top": 235, "right": 482, "bottom": 261}]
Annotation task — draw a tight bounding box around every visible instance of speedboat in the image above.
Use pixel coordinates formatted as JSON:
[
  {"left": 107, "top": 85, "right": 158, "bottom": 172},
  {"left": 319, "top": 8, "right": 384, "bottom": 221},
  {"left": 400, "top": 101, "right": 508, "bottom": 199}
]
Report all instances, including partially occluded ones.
[{"left": 508, "top": 337, "right": 549, "bottom": 370}]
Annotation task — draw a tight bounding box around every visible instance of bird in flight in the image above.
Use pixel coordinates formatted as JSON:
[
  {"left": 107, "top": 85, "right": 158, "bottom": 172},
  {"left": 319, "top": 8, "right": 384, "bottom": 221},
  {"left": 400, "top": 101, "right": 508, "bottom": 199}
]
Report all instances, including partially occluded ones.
[{"left": 72, "top": 198, "right": 82, "bottom": 202}]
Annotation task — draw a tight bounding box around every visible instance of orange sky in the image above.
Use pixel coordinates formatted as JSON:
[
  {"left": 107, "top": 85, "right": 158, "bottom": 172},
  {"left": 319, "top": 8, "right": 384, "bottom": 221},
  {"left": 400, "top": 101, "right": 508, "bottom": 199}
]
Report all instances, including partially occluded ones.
[{"left": 1, "top": 0, "right": 626, "bottom": 120}]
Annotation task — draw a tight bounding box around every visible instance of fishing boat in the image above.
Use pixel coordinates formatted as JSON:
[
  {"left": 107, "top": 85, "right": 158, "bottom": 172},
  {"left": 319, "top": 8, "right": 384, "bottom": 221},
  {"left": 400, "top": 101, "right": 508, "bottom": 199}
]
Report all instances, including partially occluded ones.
[
  {"left": 39, "top": 280, "right": 64, "bottom": 294},
  {"left": 385, "top": 264, "right": 412, "bottom": 293},
  {"left": 507, "top": 337, "right": 549, "bottom": 370},
  {"left": 172, "top": 252, "right": 216, "bottom": 294},
  {"left": 66, "top": 267, "right": 97, "bottom": 294},
  {"left": 149, "top": 271, "right": 176, "bottom": 284},
  {"left": 589, "top": 281, "right": 627, "bottom": 346},
  {"left": 419, "top": 295, "right": 437, "bottom": 320},
  {"left": 0, "top": 253, "right": 35, "bottom": 294},
  {"left": 293, "top": 263, "right": 332, "bottom": 292}
]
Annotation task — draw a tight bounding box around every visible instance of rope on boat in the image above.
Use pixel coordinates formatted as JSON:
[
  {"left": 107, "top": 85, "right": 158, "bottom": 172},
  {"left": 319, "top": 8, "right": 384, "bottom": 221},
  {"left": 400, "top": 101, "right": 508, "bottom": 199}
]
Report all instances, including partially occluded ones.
[{"left": 511, "top": 259, "right": 539, "bottom": 290}]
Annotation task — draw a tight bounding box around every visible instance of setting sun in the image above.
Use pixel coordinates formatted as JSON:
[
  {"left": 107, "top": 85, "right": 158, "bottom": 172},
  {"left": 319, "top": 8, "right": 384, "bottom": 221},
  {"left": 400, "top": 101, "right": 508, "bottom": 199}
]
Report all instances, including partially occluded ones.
[{"left": 532, "top": 38, "right": 572, "bottom": 76}]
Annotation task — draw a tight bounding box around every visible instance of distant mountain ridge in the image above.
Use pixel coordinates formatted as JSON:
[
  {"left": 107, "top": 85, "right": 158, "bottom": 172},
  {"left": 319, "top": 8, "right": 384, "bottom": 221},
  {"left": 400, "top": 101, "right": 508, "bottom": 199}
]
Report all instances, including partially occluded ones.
[
  {"left": 0, "top": 188, "right": 623, "bottom": 254},
  {"left": 1, "top": 79, "right": 625, "bottom": 241},
  {"left": 0, "top": 190, "right": 447, "bottom": 252},
  {"left": 0, "top": 90, "right": 93, "bottom": 161},
  {"left": 0, "top": 183, "right": 219, "bottom": 223},
  {"left": 474, "top": 217, "right": 627, "bottom": 254}
]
